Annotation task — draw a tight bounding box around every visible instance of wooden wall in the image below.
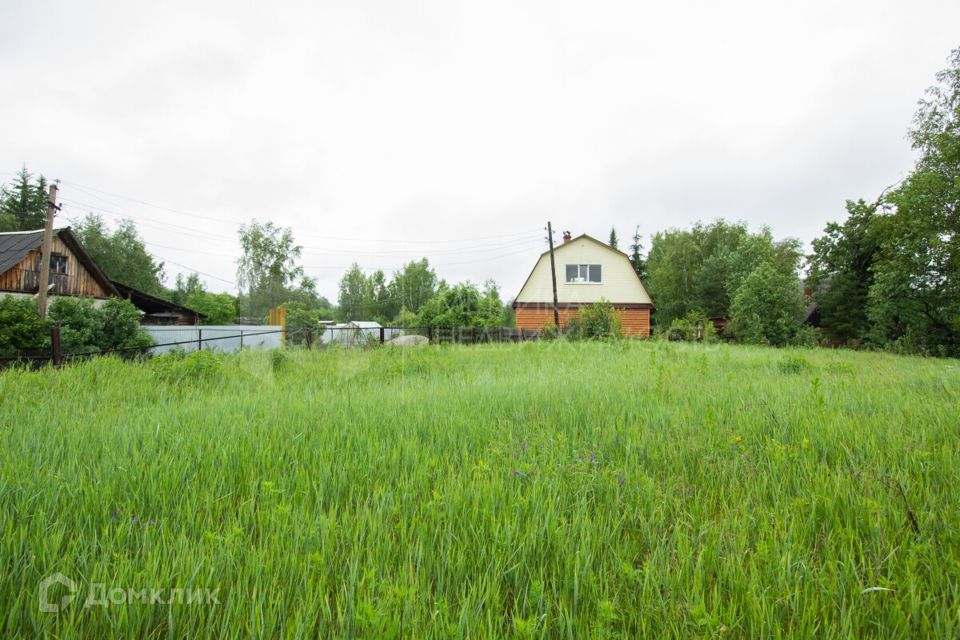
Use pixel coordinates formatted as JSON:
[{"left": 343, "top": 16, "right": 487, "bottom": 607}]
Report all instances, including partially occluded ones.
[
  {"left": 515, "top": 306, "right": 651, "bottom": 337},
  {"left": 0, "top": 236, "right": 109, "bottom": 298}
]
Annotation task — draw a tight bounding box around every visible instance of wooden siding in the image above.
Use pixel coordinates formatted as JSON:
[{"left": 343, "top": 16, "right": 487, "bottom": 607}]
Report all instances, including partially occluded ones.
[
  {"left": 0, "top": 236, "right": 109, "bottom": 298},
  {"left": 515, "top": 306, "right": 651, "bottom": 337}
]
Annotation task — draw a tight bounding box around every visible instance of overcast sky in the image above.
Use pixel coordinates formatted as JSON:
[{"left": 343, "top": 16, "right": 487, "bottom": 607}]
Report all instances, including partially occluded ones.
[{"left": 1, "top": 1, "right": 957, "bottom": 301}]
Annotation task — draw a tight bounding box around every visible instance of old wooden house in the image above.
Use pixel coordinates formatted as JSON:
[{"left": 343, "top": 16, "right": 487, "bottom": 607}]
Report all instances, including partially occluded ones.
[
  {"left": 0, "top": 227, "right": 201, "bottom": 325},
  {"left": 0, "top": 228, "right": 117, "bottom": 300}
]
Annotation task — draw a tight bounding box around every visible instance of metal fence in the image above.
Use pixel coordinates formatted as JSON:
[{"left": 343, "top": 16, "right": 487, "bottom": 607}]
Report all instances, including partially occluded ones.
[
  {"left": 142, "top": 325, "right": 283, "bottom": 355},
  {"left": 0, "top": 324, "right": 553, "bottom": 368},
  {"left": 312, "top": 325, "right": 546, "bottom": 347}
]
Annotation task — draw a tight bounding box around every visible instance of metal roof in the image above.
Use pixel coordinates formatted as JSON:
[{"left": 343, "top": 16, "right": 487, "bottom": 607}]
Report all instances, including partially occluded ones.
[
  {"left": 0, "top": 229, "right": 45, "bottom": 274},
  {"left": 348, "top": 321, "right": 382, "bottom": 328}
]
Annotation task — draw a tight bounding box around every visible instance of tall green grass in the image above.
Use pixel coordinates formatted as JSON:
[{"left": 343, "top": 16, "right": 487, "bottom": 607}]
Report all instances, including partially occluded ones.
[{"left": 1, "top": 342, "right": 958, "bottom": 638}]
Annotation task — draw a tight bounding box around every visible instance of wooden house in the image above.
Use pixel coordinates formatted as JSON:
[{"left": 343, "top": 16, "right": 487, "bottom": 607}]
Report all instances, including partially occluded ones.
[
  {"left": 512, "top": 232, "right": 655, "bottom": 336},
  {"left": 0, "top": 227, "right": 201, "bottom": 325},
  {"left": 0, "top": 228, "right": 117, "bottom": 300}
]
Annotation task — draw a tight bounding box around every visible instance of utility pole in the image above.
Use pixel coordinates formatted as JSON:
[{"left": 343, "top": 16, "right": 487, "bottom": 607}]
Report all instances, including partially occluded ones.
[
  {"left": 546, "top": 221, "right": 560, "bottom": 328},
  {"left": 37, "top": 182, "right": 59, "bottom": 319}
]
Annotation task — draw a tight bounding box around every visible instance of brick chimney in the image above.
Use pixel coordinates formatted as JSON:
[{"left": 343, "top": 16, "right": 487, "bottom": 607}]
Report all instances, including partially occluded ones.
[{"left": 562, "top": 231, "right": 572, "bottom": 243}]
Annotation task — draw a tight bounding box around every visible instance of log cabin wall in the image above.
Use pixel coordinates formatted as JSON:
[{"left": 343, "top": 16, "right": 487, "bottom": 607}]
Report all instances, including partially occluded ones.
[{"left": 0, "top": 236, "right": 109, "bottom": 298}]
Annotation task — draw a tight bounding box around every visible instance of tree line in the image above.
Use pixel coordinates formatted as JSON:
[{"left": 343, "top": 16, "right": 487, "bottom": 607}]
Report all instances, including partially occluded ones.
[{"left": 3, "top": 47, "right": 956, "bottom": 353}]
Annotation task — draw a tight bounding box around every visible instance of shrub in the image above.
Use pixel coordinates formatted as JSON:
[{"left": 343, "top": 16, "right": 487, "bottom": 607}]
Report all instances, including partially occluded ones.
[
  {"left": 0, "top": 295, "right": 49, "bottom": 355},
  {"left": 48, "top": 296, "right": 154, "bottom": 357},
  {"left": 99, "top": 297, "right": 154, "bottom": 354},
  {"left": 565, "top": 301, "right": 623, "bottom": 339},
  {"left": 663, "top": 311, "right": 718, "bottom": 343},
  {"left": 541, "top": 321, "right": 560, "bottom": 340},
  {"left": 48, "top": 297, "right": 102, "bottom": 353}
]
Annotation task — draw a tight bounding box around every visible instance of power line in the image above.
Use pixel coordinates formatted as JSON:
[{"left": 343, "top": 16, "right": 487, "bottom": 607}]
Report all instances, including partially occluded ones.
[
  {"left": 57, "top": 180, "right": 542, "bottom": 245},
  {"left": 151, "top": 255, "right": 237, "bottom": 286},
  {"left": 60, "top": 199, "right": 546, "bottom": 258}
]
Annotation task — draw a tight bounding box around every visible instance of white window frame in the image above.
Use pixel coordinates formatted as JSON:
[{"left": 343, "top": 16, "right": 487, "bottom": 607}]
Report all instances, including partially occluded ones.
[{"left": 565, "top": 264, "right": 601, "bottom": 284}]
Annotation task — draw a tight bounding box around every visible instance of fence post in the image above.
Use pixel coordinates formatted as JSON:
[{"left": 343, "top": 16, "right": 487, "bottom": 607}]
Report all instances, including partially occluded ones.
[
  {"left": 471, "top": 326, "right": 476, "bottom": 344},
  {"left": 240, "top": 330, "right": 244, "bottom": 350},
  {"left": 379, "top": 327, "right": 385, "bottom": 345},
  {"left": 50, "top": 325, "right": 61, "bottom": 367},
  {"left": 198, "top": 329, "right": 203, "bottom": 352},
  {"left": 427, "top": 326, "right": 433, "bottom": 344},
  {"left": 306, "top": 328, "right": 313, "bottom": 350}
]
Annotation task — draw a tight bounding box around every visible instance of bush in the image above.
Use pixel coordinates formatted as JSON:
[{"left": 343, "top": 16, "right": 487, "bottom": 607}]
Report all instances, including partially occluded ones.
[
  {"left": 662, "top": 311, "right": 718, "bottom": 343},
  {"left": 48, "top": 297, "right": 102, "bottom": 353},
  {"left": 540, "top": 321, "right": 560, "bottom": 340},
  {"left": 48, "top": 296, "right": 154, "bottom": 357},
  {"left": 99, "top": 297, "right": 154, "bottom": 354},
  {"left": 415, "top": 283, "right": 506, "bottom": 328},
  {"left": 0, "top": 295, "right": 49, "bottom": 355},
  {"left": 565, "top": 301, "right": 623, "bottom": 339}
]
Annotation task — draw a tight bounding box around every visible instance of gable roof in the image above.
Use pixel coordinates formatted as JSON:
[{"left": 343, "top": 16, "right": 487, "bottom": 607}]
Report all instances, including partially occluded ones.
[
  {"left": 512, "top": 233, "right": 655, "bottom": 308},
  {"left": 111, "top": 281, "right": 204, "bottom": 321},
  {"left": 0, "top": 229, "right": 46, "bottom": 274},
  {"left": 0, "top": 227, "right": 118, "bottom": 297}
]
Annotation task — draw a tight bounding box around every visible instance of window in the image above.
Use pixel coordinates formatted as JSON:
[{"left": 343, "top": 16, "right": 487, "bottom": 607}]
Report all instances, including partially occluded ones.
[
  {"left": 565, "top": 264, "right": 601, "bottom": 283},
  {"left": 50, "top": 253, "right": 68, "bottom": 275},
  {"left": 34, "top": 252, "right": 68, "bottom": 274}
]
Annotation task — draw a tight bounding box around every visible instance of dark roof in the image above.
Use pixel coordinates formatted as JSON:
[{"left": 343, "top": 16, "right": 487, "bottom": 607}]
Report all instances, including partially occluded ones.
[
  {"left": 111, "top": 280, "right": 204, "bottom": 320},
  {"left": 0, "top": 229, "right": 45, "bottom": 274},
  {"left": 0, "top": 227, "right": 118, "bottom": 296}
]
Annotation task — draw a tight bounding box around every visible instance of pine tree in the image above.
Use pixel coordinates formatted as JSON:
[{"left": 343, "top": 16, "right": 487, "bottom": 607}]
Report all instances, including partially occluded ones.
[
  {"left": 608, "top": 227, "right": 618, "bottom": 250},
  {"left": 628, "top": 225, "right": 649, "bottom": 282},
  {"left": 0, "top": 166, "right": 48, "bottom": 231}
]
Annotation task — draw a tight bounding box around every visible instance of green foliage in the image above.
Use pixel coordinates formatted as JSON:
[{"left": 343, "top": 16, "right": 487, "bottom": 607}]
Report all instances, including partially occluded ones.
[
  {"left": 72, "top": 213, "right": 166, "bottom": 295},
  {"left": 47, "top": 297, "right": 102, "bottom": 353},
  {"left": 647, "top": 220, "right": 802, "bottom": 325},
  {"left": 48, "top": 296, "right": 153, "bottom": 356},
  {"left": 565, "top": 301, "right": 623, "bottom": 339},
  {"left": 807, "top": 48, "right": 960, "bottom": 356},
  {"left": 608, "top": 227, "right": 618, "bottom": 250},
  {"left": 730, "top": 262, "right": 805, "bottom": 346},
  {"left": 388, "top": 258, "right": 438, "bottom": 315},
  {"left": 237, "top": 220, "right": 309, "bottom": 317},
  {"left": 415, "top": 281, "right": 507, "bottom": 328},
  {"left": 807, "top": 200, "right": 881, "bottom": 344},
  {"left": 2, "top": 343, "right": 958, "bottom": 636},
  {"left": 0, "top": 166, "right": 48, "bottom": 231},
  {"left": 337, "top": 263, "right": 375, "bottom": 322},
  {"left": 99, "top": 297, "right": 155, "bottom": 353},
  {"left": 0, "top": 295, "right": 49, "bottom": 354},
  {"left": 281, "top": 301, "right": 320, "bottom": 345},
  {"left": 188, "top": 292, "right": 236, "bottom": 325},
  {"left": 662, "top": 310, "right": 718, "bottom": 342},
  {"left": 170, "top": 273, "right": 240, "bottom": 325}
]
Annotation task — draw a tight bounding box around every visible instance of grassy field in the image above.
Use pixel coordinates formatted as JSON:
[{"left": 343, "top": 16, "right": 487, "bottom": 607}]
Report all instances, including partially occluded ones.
[{"left": 1, "top": 341, "right": 958, "bottom": 638}]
